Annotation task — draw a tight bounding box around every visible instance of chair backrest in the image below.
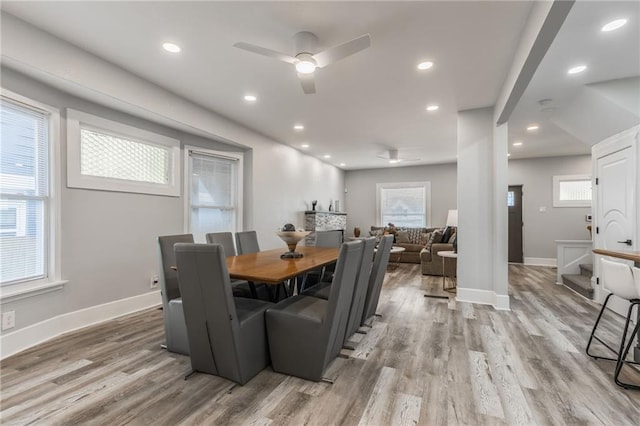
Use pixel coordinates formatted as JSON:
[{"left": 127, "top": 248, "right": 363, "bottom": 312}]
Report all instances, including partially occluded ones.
[
  {"left": 174, "top": 243, "right": 243, "bottom": 380},
  {"left": 158, "top": 234, "right": 194, "bottom": 303},
  {"left": 343, "top": 237, "right": 376, "bottom": 341},
  {"left": 634, "top": 266, "right": 640, "bottom": 299},
  {"left": 601, "top": 258, "right": 638, "bottom": 301},
  {"left": 361, "top": 234, "right": 394, "bottom": 324},
  {"left": 315, "top": 230, "right": 343, "bottom": 248},
  {"left": 322, "top": 240, "right": 364, "bottom": 367},
  {"left": 235, "top": 231, "right": 260, "bottom": 255},
  {"left": 206, "top": 232, "right": 237, "bottom": 256}
]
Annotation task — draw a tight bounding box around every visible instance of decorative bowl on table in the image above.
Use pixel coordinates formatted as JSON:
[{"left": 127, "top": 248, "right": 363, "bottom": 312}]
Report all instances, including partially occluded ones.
[{"left": 276, "top": 227, "right": 311, "bottom": 259}]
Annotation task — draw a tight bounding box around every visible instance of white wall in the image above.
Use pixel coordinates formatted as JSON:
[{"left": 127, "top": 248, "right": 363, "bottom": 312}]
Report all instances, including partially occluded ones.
[
  {"left": 508, "top": 154, "right": 592, "bottom": 261},
  {"left": 0, "top": 71, "right": 342, "bottom": 350},
  {"left": 344, "top": 163, "right": 457, "bottom": 235}
]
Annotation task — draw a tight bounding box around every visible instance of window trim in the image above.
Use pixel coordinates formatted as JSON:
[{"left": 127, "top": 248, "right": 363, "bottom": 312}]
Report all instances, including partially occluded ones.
[
  {"left": 183, "top": 146, "right": 244, "bottom": 240},
  {"left": 0, "top": 89, "right": 64, "bottom": 294},
  {"left": 553, "top": 174, "right": 592, "bottom": 208},
  {"left": 66, "top": 109, "right": 180, "bottom": 197},
  {"left": 376, "top": 181, "right": 431, "bottom": 227}
]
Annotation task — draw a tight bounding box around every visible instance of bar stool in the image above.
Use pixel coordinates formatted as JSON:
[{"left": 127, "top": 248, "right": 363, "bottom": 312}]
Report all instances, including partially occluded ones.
[{"left": 586, "top": 259, "right": 640, "bottom": 390}]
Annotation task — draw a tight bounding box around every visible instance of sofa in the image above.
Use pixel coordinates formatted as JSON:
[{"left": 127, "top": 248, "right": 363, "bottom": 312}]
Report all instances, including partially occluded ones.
[
  {"left": 369, "top": 226, "right": 453, "bottom": 268},
  {"left": 420, "top": 243, "right": 456, "bottom": 276}
]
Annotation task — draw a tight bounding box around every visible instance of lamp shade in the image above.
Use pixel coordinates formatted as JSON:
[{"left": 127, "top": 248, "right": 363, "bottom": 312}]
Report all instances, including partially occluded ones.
[{"left": 446, "top": 209, "right": 458, "bottom": 227}]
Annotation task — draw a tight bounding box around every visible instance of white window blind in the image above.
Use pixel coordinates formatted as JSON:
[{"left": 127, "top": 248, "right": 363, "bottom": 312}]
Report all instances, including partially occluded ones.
[
  {"left": 377, "top": 182, "right": 431, "bottom": 227},
  {"left": 188, "top": 151, "right": 241, "bottom": 242},
  {"left": 0, "top": 98, "right": 49, "bottom": 285},
  {"left": 559, "top": 180, "right": 592, "bottom": 202},
  {"left": 553, "top": 175, "right": 592, "bottom": 207}
]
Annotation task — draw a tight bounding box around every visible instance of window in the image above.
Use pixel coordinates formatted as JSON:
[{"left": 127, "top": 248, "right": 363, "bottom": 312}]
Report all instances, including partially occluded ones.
[
  {"left": 184, "top": 147, "right": 243, "bottom": 242},
  {"left": 0, "top": 94, "right": 57, "bottom": 286},
  {"left": 376, "top": 182, "right": 431, "bottom": 227},
  {"left": 67, "top": 109, "right": 180, "bottom": 196},
  {"left": 553, "top": 174, "right": 592, "bottom": 207},
  {"left": 507, "top": 191, "right": 515, "bottom": 207}
]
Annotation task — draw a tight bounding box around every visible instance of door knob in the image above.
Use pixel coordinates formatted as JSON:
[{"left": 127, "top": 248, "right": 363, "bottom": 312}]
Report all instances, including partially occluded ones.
[{"left": 617, "top": 239, "right": 632, "bottom": 246}]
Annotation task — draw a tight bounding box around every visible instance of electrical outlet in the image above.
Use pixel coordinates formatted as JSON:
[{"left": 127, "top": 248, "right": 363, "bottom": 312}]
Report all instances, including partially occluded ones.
[
  {"left": 2, "top": 310, "right": 16, "bottom": 330},
  {"left": 150, "top": 275, "right": 159, "bottom": 289}
]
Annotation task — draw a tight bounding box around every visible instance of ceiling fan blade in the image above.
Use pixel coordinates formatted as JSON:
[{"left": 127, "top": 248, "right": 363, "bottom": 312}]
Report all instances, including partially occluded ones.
[
  {"left": 233, "top": 42, "right": 297, "bottom": 64},
  {"left": 313, "top": 34, "right": 371, "bottom": 68},
  {"left": 298, "top": 73, "right": 316, "bottom": 94}
]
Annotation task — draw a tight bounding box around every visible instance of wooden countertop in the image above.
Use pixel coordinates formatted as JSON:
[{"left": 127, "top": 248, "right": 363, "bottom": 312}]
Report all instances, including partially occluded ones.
[{"left": 593, "top": 249, "right": 640, "bottom": 263}]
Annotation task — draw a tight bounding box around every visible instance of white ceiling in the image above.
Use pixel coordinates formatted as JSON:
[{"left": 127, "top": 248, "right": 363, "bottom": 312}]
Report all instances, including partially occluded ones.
[{"left": 2, "top": 1, "right": 639, "bottom": 169}]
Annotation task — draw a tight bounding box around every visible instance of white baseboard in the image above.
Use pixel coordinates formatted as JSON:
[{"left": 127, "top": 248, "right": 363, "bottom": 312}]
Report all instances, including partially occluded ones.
[
  {"left": 524, "top": 257, "right": 557, "bottom": 267},
  {"left": 456, "top": 288, "right": 511, "bottom": 311},
  {"left": 0, "top": 291, "right": 161, "bottom": 360}
]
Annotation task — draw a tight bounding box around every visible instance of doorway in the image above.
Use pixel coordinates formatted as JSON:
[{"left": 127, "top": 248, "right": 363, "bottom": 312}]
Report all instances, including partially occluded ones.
[{"left": 508, "top": 185, "right": 524, "bottom": 263}]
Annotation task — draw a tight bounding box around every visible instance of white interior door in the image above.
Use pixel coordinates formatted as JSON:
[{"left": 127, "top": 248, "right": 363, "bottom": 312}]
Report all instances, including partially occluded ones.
[{"left": 595, "top": 142, "right": 637, "bottom": 315}]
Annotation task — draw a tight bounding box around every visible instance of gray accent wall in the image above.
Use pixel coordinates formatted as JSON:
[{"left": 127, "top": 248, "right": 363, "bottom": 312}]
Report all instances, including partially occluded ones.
[
  {"left": 508, "top": 155, "right": 592, "bottom": 261},
  {"left": 344, "top": 163, "right": 458, "bottom": 235}
]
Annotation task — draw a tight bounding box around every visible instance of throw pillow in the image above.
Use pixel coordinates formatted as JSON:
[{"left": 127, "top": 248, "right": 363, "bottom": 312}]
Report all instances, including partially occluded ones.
[
  {"left": 442, "top": 226, "right": 453, "bottom": 243},
  {"left": 448, "top": 232, "right": 457, "bottom": 244},
  {"left": 406, "top": 227, "right": 423, "bottom": 244},
  {"left": 420, "top": 232, "right": 432, "bottom": 246},
  {"left": 396, "top": 230, "right": 410, "bottom": 244},
  {"left": 425, "top": 229, "right": 444, "bottom": 252}
]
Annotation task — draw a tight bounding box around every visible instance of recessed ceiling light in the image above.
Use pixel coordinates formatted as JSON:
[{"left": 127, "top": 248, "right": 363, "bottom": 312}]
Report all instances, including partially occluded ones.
[
  {"left": 293, "top": 124, "right": 305, "bottom": 131},
  {"left": 426, "top": 105, "right": 439, "bottom": 112},
  {"left": 162, "top": 42, "right": 181, "bottom": 53},
  {"left": 417, "top": 61, "right": 434, "bottom": 70},
  {"left": 526, "top": 124, "right": 539, "bottom": 131},
  {"left": 389, "top": 159, "right": 400, "bottom": 164},
  {"left": 244, "top": 94, "right": 257, "bottom": 102},
  {"left": 507, "top": 153, "right": 511, "bottom": 157},
  {"left": 567, "top": 65, "right": 587, "bottom": 75},
  {"left": 301, "top": 143, "right": 310, "bottom": 148},
  {"left": 339, "top": 163, "right": 346, "bottom": 167},
  {"left": 602, "top": 19, "right": 627, "bottom": 32},
  {"left": 513, "top": 142, "right": 523, "bottom": 147},
  {"left": 323, "top": 154, "right": 331, "bottom": 159}
]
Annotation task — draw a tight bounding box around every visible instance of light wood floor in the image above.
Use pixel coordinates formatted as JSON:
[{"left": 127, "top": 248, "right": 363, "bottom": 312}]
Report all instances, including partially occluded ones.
[{"left": 2, "top": 264, "right": 639, "bottom": 425}]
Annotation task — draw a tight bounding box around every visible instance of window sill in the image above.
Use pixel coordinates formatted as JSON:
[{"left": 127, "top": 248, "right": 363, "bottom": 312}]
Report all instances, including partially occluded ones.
[{"left": 0, "top": 280, "right": 68, "bottom": 304}]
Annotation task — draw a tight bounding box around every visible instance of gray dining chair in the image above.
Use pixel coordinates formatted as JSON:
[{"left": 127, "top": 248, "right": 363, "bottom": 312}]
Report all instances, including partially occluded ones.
[
  {"left": 175, "top": 243, "right": 273, "bottom": 385},
  {"left": 303, "top": 230, "right": 343, "bottom": 290},
  {"left": 235, "top": 230, "right": 260, "bottom": 255},
  {"left": 157, "top": 234, "right": 193, "bottom": 355},
  {"left": 235, "top": 230, "right": 288, "bottom": 301},
  {"left": 361, "top": 234, "right": 393, "bottom": 326},
  {"left": 265, "top": 240, "right": 363, "bottom": 382},
  {"left": 206, "top": 232, "right": 261, "bottom": 299},
  {"left": 343, "top": 237, "right": 376, "bottom": 344}
]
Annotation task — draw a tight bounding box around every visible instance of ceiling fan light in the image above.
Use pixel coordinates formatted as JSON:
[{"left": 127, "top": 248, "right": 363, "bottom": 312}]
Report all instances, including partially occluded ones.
[{"left": 296, "top": 60, "right": 316, "bottom": 74}]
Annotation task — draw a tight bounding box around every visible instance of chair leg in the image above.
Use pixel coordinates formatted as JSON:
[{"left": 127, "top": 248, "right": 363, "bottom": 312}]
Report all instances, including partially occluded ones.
[
  {"left": 614, "top": 301, "right": 640, "bottom": 390},
  {"left": 586, "top": 293, "right": 613, "bottom": 359}
]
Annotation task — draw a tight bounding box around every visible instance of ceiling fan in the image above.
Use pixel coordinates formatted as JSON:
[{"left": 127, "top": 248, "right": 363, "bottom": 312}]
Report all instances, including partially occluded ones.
[
  {"left": 376, "top": 149, "right": 420, "bottom": 164},
  {"left": 233, "top": 31, "right": 371, "bottom": 94}
]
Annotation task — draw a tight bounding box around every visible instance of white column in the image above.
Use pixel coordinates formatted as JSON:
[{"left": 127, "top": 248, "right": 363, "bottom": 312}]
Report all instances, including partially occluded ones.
[{"left": 456, "top": 107, "right": 510, "bottom": 310}]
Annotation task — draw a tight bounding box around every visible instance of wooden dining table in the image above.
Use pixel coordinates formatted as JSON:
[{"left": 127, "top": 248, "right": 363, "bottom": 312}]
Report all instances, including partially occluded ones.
[{"left": 226, "top": 246, "right": 339, "bottom": 285}]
